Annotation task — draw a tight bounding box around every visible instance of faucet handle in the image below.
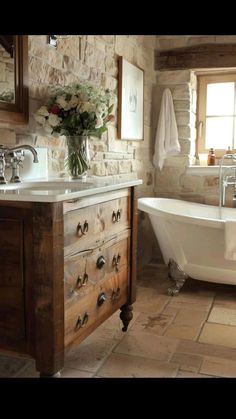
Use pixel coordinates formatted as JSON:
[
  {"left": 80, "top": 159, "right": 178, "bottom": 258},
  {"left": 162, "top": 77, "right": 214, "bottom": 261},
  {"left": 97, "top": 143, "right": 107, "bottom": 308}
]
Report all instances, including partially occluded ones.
[{"left": 0, "top": 145, "right": 7, "bottom": 157}]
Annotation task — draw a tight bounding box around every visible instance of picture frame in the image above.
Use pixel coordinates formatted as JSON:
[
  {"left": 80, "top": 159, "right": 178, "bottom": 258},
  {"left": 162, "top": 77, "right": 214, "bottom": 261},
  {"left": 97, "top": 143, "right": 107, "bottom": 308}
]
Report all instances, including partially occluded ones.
[
  {"left": 47, "top": 35, "right": 58, "bottom": 48},
  {"left": 118, "top": 56, "right": 144, "bottom": 141}
]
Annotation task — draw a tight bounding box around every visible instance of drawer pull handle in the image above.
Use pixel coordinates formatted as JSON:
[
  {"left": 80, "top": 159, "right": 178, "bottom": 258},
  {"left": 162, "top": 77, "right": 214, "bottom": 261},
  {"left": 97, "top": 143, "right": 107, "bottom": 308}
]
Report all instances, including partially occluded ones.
[
  {"left": 112, "top": 211, "right": 117, "bottom": 223},
  {"left": 81, "top": 311, "right": 89, "bottom": 327},
  {"left": 83, "top": 220, "right": 89, "bottom": 233},
  {"left": 75, "top": 315, "right": 82, "bottom": 330},
  {"left": 76, "top": 220, "right": 89, "bottom": 236},
  {"left": 111, "top": 287, "right": 121, "bottom": 301},
  {"left": 82, "top": 273, "right": 88, "bottom": 285},
  {"left": 76, "top": 275, "right": 83, "bottom": 289},
  {"left": 116, "top": 209, "right": 121, "bottom": 221},
  {"left": 112, "top": 253, "right": 121, "bottom": 271},
  {"left": 112, "top": 210, "right": 121, "bottom": 223},
  {"left": 97, "top": 292, "right": 107, "bottom": 307},
  {"left": 76, "top": 222, "right": 83, "bottom": 237},
  {"left": 97, "top": 255, "right": 106, "bottom": 269}
]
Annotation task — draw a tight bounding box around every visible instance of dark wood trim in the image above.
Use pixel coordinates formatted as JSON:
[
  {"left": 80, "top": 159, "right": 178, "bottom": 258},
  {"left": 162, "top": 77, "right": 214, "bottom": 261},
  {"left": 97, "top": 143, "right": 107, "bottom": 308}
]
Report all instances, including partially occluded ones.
[
  {"left": 117, "top": 56, "right": 144, "bottom": 141},
  {"left": 33, "top": 202, "right": 64, "bottom": 376},
  {"left": 155, "top": 44, "right": 236, "bottom": 71},
  {"left": 117, "top": 56, "right": 123, "bottom": 139},
  {"left": 128, "top": 186, "right": 138, "bottom": 304},
  {"left": 0, "top": 35, "right": 28, "bottom": 124},
  {"left": 23, "top": 209, "right": 34, "bottom": 356}
]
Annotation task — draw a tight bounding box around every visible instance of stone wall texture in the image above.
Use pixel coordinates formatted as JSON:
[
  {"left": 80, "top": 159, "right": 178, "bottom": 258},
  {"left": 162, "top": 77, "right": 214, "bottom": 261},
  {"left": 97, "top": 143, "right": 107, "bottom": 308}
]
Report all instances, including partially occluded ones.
[
  {"left": 155, "top": 35, "right": 236, "bottom": 207},
  {"left": 0, "top": 35, "right": 160, "bottom": 267}
]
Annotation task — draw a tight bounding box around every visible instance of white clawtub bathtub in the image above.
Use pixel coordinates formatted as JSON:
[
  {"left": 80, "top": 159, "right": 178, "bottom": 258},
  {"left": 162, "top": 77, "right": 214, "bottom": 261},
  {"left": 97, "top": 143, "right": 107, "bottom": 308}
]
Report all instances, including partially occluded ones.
[{"left": 138, "top": 197, "right": 236, "bottom": 293}]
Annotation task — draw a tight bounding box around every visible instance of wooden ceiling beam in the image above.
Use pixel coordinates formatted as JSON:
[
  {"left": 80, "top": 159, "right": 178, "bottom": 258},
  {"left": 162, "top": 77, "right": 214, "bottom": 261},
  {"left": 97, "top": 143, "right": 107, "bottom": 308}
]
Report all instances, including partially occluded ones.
[{"left": 155, "top": 44, "right": 236, "bottom": 71}]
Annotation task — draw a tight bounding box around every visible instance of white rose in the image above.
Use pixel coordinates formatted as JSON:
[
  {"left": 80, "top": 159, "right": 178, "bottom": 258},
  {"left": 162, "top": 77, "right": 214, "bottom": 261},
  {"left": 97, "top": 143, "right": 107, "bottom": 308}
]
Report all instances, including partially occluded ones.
[
  {"left": 34, "top": 114, "right": 46, "bottom": 126},
  {"left": 79, "top": 102, "right": 96, "bottom": 113},
  {"left": 36, "top": 106, "right": 49, "bottom": 117},
  {"left": 69, "top": 95, "right": 78, "bottom": 108},
  {"left": 48, "top": 113, "right": 61, "bottom": 127},
  {"left": 56, "top": 95, "right": 70, "bottom": 110}
]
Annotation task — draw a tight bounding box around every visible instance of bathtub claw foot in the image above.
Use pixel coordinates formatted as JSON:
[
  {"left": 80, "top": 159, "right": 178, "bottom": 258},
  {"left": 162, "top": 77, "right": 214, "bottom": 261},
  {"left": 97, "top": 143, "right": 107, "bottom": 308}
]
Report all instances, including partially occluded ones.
[{"left": 167, "top": 258, "right": 188, "bottom": 296}]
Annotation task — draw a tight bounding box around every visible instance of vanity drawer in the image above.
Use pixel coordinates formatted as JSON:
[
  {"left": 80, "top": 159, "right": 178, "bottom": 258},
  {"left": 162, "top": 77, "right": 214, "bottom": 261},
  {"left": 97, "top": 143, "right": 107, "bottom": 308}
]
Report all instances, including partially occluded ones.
[
  {"left": 64, "top": 233, "right": 130, "bottom": 304},
  {"left": 64, "top": 267, "right": 129, "bottom": 347},
  {"left": 64, "top": 193, "right": 130, "bottom": 256}
]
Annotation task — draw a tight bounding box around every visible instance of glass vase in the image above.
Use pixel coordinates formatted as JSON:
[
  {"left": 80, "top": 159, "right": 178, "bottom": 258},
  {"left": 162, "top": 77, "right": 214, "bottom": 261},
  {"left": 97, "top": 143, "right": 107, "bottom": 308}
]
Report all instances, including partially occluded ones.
[{"left": 66, "top": 136, "right": 90, "bottom": 179}]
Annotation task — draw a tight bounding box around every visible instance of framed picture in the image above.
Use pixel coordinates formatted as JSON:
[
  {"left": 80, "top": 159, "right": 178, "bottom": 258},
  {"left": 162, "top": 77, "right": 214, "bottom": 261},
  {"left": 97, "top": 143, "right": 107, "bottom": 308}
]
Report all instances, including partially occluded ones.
[
  {"left": 47, "top": 35, "right": 58, "bottom": 48},
  {"left": 118, "top": 56, "right": 144, "bottom": 140}
]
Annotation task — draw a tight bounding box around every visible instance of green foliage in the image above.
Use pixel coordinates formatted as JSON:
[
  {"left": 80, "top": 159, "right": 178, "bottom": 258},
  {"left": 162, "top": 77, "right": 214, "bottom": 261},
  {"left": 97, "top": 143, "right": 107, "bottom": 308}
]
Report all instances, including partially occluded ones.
[{"left": 34, "top": 81, "right": 116, "bottom": 139}]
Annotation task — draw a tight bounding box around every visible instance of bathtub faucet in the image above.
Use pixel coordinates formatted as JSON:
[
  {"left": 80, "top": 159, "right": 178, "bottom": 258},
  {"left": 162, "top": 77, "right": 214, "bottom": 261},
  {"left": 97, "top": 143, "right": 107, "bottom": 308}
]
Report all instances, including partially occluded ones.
[{"left": 219, "top": 154, "right": 236, "bottom": 212}]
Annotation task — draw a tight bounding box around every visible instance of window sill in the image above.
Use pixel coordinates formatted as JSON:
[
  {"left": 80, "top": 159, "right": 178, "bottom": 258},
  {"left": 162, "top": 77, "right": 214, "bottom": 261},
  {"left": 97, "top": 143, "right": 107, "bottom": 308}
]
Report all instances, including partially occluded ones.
[{"left": 186, "top": 165, "right": 222, "bottom": 175}]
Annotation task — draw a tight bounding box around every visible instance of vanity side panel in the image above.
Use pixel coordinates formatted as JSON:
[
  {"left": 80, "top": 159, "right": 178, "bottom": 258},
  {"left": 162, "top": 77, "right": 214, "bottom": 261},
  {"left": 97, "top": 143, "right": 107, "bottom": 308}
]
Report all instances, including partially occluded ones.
[
  {"left": 0, "top": 204, "right": 33, "bottom": 353},
  {"left": 129, "top": 186, "right": 138, "bottom": 304},
  {"left": 32, "top": 202, "right": 64, "bottom": 375}
]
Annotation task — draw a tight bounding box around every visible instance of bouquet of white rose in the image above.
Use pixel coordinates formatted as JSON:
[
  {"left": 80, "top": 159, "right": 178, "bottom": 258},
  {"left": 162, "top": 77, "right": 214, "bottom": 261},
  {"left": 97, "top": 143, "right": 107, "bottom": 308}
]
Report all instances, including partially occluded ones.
[
  {"left": 34, "top": 82, "right": 115, "bottom": 138},
  {"left": 34, "top": 82, "right": 116, "bottom": 178}
]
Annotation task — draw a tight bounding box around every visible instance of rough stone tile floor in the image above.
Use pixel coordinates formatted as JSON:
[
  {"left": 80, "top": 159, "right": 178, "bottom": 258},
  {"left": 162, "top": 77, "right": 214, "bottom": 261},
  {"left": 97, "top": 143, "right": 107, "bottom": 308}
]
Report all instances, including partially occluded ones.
[{"left": 2, "top": 263, "right": 236, "bottom": 378}]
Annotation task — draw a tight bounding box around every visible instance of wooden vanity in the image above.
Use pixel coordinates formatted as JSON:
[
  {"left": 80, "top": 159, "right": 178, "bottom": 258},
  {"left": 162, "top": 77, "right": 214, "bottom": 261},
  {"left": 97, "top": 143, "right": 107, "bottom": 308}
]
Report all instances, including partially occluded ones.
[{"left": 0, "top": 182, "right": 139, "bottom": 376}]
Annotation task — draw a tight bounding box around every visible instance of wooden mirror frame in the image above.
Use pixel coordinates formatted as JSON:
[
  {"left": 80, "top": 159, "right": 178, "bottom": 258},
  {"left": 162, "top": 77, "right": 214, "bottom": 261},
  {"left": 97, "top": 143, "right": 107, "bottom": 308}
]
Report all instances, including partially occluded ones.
[{"left": 0, "top": 35, "right": 28, "bottom": 124}]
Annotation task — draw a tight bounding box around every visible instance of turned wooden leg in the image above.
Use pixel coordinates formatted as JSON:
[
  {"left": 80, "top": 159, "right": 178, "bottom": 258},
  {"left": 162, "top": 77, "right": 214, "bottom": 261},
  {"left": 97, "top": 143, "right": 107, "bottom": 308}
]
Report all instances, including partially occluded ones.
[
  {"left": 120, "top": 304, "right": 133, "bottom": 332},
  {"left": 40, "top": 371, "right": 61, "bottom": 378}
]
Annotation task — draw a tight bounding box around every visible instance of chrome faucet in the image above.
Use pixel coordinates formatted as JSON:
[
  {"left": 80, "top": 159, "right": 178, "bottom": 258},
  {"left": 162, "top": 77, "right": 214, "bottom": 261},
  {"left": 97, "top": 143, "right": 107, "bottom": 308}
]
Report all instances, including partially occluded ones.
[
  {"left": 0, "top": 145, "right": 7, "bottom": 184},
  {"left": 219, "top": 153, "right": 236, "bottom": 217},
  {"left": 0, "top": 144, "right": 38, "bottom": 184}
]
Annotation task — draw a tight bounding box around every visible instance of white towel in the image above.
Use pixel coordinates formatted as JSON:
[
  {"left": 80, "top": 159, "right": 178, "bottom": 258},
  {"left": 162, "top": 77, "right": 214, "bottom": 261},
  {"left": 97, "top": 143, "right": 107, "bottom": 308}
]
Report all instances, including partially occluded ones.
[
  {"left": 153, "top": 88, "right": 180, "bottom": 170},
  {"left": 224, "top": 219, "right": 236, "bottom": 260}
]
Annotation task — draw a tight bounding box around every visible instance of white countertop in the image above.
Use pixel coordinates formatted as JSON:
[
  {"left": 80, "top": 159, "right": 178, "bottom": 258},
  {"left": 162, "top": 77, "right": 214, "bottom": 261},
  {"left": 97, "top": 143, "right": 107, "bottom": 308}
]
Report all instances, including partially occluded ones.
[{"left": 0, "top": 177, "right": 143, "bottom": 203}]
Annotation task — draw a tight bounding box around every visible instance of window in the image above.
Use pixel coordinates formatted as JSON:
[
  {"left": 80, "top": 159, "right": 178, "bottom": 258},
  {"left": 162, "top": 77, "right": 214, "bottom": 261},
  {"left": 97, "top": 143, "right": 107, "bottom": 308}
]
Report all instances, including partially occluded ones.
[{"left": 197, "top": 72, "right": 236, "bottom": 157}]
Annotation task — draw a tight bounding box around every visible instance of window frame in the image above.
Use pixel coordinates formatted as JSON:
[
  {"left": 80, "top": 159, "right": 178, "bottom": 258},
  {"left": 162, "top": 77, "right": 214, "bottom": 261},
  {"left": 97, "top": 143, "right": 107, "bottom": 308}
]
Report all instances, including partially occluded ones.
[{"left": 197, "top": 72, "right": 236, "bottom": 158}]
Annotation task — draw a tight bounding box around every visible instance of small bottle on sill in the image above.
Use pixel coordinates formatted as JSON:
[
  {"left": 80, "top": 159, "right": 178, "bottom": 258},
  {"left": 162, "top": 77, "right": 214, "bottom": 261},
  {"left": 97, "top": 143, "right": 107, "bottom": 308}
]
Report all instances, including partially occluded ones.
[{"left": 207, "top": 148, "right": 215, "bottom": 166}]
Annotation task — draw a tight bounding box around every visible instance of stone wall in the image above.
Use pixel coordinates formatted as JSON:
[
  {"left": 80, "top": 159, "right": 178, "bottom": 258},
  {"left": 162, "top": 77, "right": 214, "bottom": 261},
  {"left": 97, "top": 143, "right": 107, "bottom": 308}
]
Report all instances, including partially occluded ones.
[
  {"left": 155, "top": 35, "right": 236, "bottom": 206},
  {"left": 0, "top": 35, "right": 160, "bottom": 267},
  {"left": 153, "top": 35, "right": 236, "bottom": 261}
]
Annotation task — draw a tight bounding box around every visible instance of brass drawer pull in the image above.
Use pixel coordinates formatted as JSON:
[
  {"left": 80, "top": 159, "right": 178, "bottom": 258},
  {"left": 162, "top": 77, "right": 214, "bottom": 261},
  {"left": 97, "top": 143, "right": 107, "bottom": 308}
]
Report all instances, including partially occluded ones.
[
  {"left": 111, "top": 287, "right": 121, "bottom": 301},
  {"left": 112, "top": 211, "right": 117, "bottom": 223},
  {"left": 76, "top": 275, "right": 83, "bottom": 289},
  {"left": 97, "top": 255, "right": 106, "bottom": 269},
  {"left": 83, "top": 220, "right": 89, "bottom": 233},
  {"left": 76, "top": 222, "right": 83, "bottom": 237},
  {"left": 116, "top": 209, "right": 121, "bottom": 221},
  {"left": 82, "top": 273, "right": 88, "bottom": 285},
  {"left": 97, "top": 292, "right": 107, "bottom": 307},
  {"left": 75, "top": 315, "right": 82, "bottom": 330},
  {"left": 112, "top": 253, "right": 121, "bottom": 271},
  {"left": 112, "top": 210, "right": 121, "bottom": 223},
  {"left": 81, "top": 311, "right": 89, "bottom": 327},
  {"left": 76, "top": 220, "right": 89, "bottom": 236},
  {"left": 76, "top": 272, "right": 88, "bottom": 289}
]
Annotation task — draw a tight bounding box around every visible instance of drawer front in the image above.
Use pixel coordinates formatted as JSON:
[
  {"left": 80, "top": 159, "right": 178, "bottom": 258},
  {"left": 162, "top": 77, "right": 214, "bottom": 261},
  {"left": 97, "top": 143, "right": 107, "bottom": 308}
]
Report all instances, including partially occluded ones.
[
  {"left": 64, "top": 235, "right": 130, "bottom": 305},
  {"left": 64, "top": 195, "right": 130, "bottom": 256},
  {"left": 65, "top": 268, "right": 129, "bottom": 347}
]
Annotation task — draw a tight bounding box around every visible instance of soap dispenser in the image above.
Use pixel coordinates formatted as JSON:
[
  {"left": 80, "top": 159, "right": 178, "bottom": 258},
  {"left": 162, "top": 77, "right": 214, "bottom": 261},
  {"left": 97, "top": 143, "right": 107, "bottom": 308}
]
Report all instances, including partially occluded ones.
[{"left": 207, "top": 148, "right": 215, "bottom": 166}]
